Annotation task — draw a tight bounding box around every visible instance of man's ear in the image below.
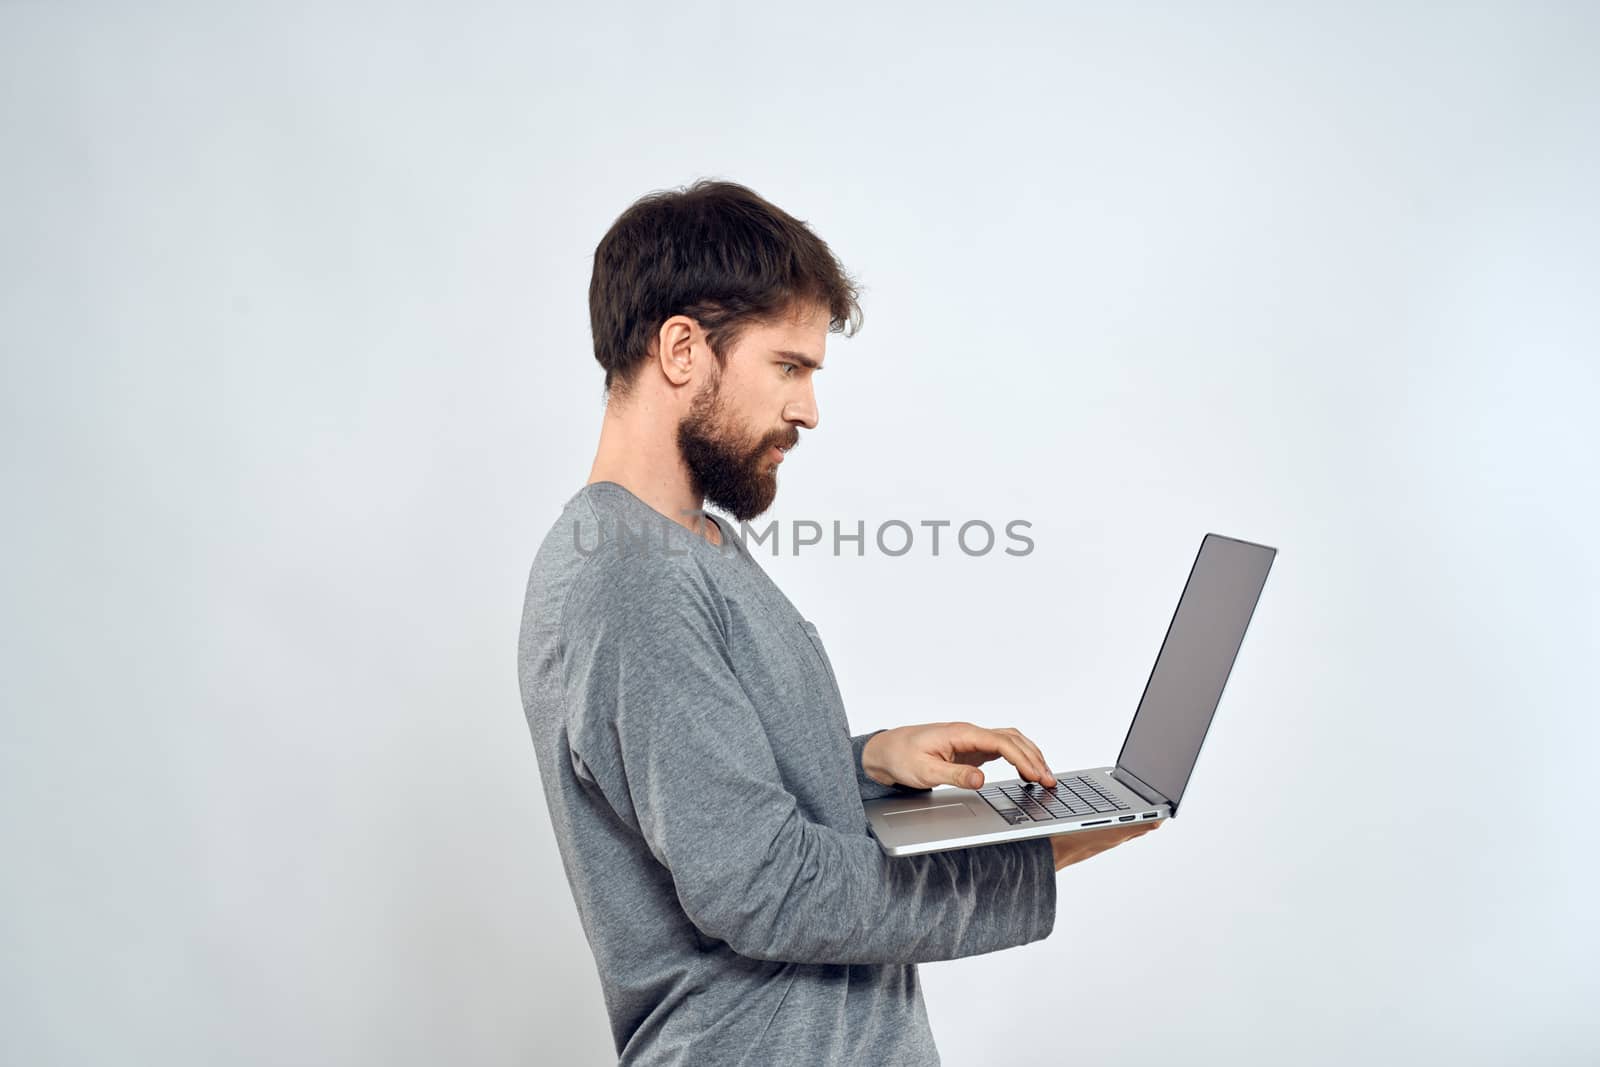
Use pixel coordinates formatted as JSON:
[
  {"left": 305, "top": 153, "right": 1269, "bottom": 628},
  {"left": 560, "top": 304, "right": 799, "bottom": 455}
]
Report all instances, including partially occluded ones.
[{"left": 656, "top": 316, "right": 698, "bottom": 387}]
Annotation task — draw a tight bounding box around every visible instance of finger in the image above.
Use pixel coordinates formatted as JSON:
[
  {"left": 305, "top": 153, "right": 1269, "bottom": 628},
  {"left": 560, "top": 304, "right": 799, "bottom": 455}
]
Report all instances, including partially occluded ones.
[
  {"left": 1001, "top": 728, "right": 1055, "bottom": 786},
  {"left": 933, "top": 758, "right": 985, "bottom": 790},
  {"left": 1002, "top": 729, "right": 1053, "bottom": 786},
  {"left": 1082, "top": 823, "right": 1154, "bottom": 844},
  {"left": 954, "top": 725, "right": 1048, "bottom": 786}
]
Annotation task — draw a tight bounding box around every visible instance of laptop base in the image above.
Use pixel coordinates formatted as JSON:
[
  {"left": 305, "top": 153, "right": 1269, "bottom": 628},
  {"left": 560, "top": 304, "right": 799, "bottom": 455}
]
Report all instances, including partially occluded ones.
[{"left": 864, "top": 765, "right": 1171, "bottom": 858}]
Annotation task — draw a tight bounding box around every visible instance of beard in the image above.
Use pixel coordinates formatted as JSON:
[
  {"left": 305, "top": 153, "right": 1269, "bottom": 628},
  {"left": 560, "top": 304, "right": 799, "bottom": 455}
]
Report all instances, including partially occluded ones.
[{"left": 676, "top": 372, "right": 794, "bottom": 523}]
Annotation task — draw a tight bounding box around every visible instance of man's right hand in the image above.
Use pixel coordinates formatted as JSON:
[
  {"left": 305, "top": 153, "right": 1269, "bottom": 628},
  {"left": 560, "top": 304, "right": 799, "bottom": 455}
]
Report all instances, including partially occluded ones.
[{"left": 1051, "top": 820, "right": 1162, "bottom": 871}]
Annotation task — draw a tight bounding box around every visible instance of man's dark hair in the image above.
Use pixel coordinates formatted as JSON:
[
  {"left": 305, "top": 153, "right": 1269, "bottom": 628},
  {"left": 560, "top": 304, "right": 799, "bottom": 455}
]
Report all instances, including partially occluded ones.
[{"left": 588, "top": 178, "right": 864, "bottom": 404}]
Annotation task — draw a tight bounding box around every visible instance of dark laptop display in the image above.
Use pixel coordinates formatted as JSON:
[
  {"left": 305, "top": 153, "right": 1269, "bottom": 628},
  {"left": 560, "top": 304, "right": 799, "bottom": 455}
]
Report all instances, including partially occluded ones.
[{"left": 1115, "top": 534, "right": 1277, "bottom": 815}]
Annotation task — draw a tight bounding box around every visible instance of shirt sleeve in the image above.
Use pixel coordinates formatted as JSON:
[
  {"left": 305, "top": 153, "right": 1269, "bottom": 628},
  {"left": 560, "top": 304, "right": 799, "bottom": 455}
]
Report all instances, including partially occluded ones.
[{"left": 560, "top": 543, "right": 1057, "bottom": 967}]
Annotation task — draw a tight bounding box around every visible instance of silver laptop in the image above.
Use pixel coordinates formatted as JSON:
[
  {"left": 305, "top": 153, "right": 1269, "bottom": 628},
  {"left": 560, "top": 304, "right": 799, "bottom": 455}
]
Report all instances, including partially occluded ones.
[{"left": 864, "top": 533, "right": 1277, "bottom": 857}]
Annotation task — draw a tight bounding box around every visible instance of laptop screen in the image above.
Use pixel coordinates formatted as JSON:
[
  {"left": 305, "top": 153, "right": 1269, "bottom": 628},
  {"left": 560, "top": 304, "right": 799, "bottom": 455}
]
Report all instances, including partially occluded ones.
[{"left": 1115, "top": 534, "right": 1276, "bottom": 814}]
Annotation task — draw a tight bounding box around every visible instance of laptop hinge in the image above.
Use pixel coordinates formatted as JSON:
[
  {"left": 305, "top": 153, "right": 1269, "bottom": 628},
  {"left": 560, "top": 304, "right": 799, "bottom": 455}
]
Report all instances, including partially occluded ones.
[{"left": 1112, "top": 766, "right": 1170, "bottom": 808}]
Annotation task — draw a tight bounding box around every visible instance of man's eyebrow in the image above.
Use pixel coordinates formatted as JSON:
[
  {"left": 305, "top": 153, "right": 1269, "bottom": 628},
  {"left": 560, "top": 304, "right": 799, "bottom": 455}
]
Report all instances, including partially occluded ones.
[{"left": 772, "top": 349, "right": 824, "bottom": 370}]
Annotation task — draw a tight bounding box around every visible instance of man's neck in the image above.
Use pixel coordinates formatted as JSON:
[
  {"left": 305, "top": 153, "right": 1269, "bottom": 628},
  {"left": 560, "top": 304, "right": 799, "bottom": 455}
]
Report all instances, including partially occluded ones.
[{"left": 587, "top": 413, "right": 719, "bottom": 546}]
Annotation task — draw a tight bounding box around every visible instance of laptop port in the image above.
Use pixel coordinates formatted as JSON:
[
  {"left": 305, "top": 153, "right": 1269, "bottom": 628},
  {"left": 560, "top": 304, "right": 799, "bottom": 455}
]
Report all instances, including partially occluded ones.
[
  {"left": 1118, "top": 815, "right": 1136, "bottom": 822},
  {"left": 1141, "top": 812, "right": 1158, "bottom": 819},
  {"left": 1082, "top": 819, "right": 1111, "bottom": 826}
]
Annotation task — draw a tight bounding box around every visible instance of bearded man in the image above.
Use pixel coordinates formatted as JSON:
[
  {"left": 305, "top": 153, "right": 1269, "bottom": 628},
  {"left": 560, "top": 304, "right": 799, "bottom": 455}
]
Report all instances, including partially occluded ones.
[{"left": 517, "top": 178, "right": 1156, "bottom": 1065}]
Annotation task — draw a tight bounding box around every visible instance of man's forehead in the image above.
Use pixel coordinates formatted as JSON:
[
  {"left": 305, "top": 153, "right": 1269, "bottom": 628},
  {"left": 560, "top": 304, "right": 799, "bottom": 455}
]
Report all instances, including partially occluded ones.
[{"left": 760, "top": 302, "right": 829, "bottom": 364}]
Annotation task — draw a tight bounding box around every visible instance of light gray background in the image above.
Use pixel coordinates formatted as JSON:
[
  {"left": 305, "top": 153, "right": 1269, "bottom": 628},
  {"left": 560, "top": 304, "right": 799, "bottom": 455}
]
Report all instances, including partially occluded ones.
[{"left": 3, "top": 3, "right": 1596, "bottom": 1065}]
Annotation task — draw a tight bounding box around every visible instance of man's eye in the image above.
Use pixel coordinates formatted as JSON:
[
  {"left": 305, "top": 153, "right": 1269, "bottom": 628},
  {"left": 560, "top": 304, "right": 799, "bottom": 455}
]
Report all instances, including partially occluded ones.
[{"left": 780, "top": 363, "right": 797, "bottom": 376}]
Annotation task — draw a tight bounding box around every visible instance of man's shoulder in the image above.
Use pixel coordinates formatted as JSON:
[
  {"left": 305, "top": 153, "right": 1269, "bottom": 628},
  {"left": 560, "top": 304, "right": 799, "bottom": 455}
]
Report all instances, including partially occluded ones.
[
  {"left": 572, "top": 531, "right": 708, "bottom": 599},
  {"left": 557, "top": 520, "right": 717, "bottom": 633},
  {"left": 536, "top": 486, "right": 699, "bottom": 565},
  {"left": 526, "top": 485, "right": 726, "bottom": 638}
]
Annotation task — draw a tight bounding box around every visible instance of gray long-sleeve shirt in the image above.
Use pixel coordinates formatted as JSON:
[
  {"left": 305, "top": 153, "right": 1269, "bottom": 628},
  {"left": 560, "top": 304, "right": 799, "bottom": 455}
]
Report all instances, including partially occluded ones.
[{"left": 516, "top": 481, "right": 1056, "bottom": 1065}]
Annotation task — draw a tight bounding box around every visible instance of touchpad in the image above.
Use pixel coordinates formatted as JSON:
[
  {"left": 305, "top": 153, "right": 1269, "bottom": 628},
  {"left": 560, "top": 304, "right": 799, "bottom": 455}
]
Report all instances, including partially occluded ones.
[{"left": 883, "top": 802, "right": 975, "bottom": 826}]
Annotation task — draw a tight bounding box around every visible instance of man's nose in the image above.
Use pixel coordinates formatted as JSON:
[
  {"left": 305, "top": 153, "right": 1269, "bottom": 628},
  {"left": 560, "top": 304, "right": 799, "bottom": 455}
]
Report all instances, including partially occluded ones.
[{"left": 786, "top": 389, "right": 819, "bottom": 430}]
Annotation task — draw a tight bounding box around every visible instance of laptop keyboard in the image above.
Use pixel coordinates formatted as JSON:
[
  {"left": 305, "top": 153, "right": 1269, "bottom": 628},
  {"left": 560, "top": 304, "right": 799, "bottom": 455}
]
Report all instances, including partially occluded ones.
[{"left": 977, "top": 775, "right": 1129, "bottom": 825}]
